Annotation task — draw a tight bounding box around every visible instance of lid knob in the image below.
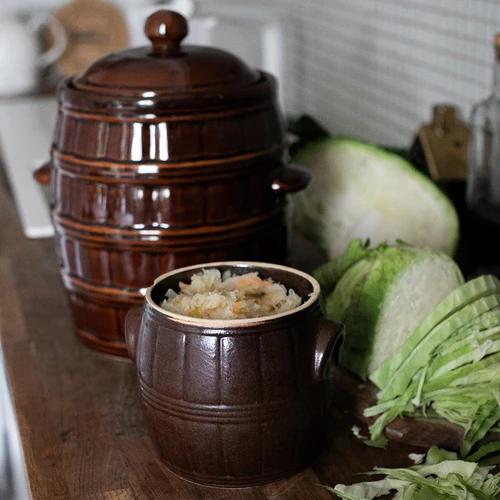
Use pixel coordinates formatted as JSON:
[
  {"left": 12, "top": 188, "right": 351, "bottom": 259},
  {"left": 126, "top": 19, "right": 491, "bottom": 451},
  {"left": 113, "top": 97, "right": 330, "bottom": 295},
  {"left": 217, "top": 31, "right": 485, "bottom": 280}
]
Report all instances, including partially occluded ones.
[{"left": 145, "top": 10, "right": 188, "bottom": 56}]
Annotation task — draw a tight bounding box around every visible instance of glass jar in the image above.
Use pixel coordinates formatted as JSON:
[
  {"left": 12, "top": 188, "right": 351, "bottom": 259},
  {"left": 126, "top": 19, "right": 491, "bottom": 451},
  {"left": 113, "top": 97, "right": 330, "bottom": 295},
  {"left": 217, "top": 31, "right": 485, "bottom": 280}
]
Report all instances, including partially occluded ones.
[{"left": 467, "top": 34, "right": 500, "bottom": 222}]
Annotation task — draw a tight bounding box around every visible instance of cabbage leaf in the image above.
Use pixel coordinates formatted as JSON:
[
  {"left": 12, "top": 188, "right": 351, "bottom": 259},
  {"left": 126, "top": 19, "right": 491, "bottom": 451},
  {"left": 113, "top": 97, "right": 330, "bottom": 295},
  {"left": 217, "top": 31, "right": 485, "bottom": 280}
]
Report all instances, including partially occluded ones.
[{"left": 324, "top": 447, "right": 500, "bottom": 499}]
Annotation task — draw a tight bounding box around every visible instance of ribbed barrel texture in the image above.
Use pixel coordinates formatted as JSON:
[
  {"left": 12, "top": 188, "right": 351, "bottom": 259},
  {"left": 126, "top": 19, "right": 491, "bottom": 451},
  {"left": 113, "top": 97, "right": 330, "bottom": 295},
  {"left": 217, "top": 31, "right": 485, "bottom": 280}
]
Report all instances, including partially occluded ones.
[
  {"left": 51, "top": 98, "right": 290, "bottom": 356},
  {"left": 53, "top": 104, "right": 284, "bottom": 162},
  {"left": 135, "top": 309, "right": 327, "bottom": 486}
]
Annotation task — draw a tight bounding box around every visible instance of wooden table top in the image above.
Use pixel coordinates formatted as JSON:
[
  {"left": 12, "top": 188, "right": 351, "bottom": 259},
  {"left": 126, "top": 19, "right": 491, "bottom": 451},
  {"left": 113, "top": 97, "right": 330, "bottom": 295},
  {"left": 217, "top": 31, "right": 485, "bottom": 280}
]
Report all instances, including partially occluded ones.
[{"left": 0, "top": 163, "right": 418, "bottom": 500}]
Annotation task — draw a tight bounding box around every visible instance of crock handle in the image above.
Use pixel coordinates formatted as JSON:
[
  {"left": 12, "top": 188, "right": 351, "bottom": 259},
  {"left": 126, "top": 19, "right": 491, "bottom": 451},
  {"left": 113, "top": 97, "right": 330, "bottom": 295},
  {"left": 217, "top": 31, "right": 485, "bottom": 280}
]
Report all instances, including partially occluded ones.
[
  {"left": 271, "top": 164, "right": 311, "bottom": 194},
  {"left": 125, "top": 305, "right": 143, "bottom": 363},
  {"left": 312, "top": 317, "right": 344, "bottom": 383},
  {"left": 33, "top": 160, "right": 52, "bottom": 185}
]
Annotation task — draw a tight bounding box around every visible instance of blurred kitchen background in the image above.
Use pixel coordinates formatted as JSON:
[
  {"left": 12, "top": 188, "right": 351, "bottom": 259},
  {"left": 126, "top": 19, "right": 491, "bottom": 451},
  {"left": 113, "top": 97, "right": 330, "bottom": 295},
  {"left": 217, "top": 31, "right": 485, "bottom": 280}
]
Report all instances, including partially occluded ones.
[
  {"left": 1, "top": 0, "right": 499, "bottom": 142},
  {"left": 1, "top": 0, "right": 500, "bottom": 239},
  {"left": 4, "top": 0, "right": 496, "bottom": 146},
  {"left": 0, "top": 1, "right": 499, "bottom": 499}
]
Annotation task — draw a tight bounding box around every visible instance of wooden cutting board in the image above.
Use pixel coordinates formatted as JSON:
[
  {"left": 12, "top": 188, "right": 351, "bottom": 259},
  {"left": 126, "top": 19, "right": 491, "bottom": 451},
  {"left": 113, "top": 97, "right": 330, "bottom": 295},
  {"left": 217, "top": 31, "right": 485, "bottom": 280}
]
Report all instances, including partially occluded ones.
[{"left": 332, "top": 367, "right": 498, "bottom": 451}]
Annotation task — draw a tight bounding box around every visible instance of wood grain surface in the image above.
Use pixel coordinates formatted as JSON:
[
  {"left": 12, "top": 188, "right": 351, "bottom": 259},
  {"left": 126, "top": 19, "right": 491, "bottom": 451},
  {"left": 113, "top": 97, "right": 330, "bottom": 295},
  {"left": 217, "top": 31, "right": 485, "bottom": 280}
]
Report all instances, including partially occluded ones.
[{"left": 0, "top": 161, "right": 421, "bottom": 500}]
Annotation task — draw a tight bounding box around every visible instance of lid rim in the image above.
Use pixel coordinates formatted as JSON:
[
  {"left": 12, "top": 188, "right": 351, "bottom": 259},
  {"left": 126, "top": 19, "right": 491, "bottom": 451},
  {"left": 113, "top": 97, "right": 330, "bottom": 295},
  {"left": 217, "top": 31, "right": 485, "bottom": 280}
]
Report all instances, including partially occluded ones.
[
  {"left": 60, "top": 72, "right": 278, "bottom": 113},
  {"left": 73, "top": 76, "right": 263, "bottom": 93}
]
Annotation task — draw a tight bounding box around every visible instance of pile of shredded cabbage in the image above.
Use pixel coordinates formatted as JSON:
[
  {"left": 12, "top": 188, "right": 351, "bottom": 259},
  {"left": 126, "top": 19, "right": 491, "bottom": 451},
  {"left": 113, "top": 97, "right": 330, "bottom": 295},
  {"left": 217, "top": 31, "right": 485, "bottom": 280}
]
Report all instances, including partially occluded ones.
[
  {"left": 325, "top": 447, "right": 500, "bottom": 499},
  {"left": 366, "top": 274, "right": 500, "bottom": 459}
]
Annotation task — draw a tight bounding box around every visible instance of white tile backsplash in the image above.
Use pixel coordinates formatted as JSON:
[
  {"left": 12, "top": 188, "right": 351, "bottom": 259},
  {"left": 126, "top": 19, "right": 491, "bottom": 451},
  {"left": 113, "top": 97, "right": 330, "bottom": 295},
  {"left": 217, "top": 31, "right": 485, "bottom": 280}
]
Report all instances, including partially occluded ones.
[{"left": 264, "top": 0, "right": 500, "bottom": 147}]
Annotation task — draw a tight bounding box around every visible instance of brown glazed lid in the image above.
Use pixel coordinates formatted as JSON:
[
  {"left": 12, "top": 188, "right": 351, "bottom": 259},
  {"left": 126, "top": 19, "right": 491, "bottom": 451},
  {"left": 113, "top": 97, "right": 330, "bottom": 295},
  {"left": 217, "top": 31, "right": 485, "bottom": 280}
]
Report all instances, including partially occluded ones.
[{"left": 73, "top": 10, "right": 260, "bottom": 96}]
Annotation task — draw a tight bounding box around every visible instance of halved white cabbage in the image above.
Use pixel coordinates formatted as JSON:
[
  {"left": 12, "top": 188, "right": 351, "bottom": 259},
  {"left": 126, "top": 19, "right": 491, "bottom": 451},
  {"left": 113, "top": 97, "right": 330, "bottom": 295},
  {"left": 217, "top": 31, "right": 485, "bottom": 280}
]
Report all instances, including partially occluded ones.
[
  {"left": 324, "top": 242, "right": 464, "bottom": 379},
  {"left": 294, "top": 139, "right": 459, "bottom": 258}
]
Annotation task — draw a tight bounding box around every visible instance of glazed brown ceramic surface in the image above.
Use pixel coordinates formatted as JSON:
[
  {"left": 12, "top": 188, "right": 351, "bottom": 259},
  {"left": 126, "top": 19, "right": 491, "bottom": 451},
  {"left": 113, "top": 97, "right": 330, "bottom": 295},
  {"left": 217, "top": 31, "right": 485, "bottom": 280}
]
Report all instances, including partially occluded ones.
[
  {"left": 35, "top": 10, "right": 311, "bottom": 356},
  {"left": 125, "top": 262, "right": 344, "bottom": 488}
]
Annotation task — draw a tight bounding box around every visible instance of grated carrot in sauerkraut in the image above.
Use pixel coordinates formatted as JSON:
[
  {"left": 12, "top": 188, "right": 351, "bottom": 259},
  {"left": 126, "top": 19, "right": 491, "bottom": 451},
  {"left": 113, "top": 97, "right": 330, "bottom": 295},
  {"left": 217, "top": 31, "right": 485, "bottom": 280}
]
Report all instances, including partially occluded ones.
[{"left": 160, "top": 269, "right": 302, "bottom": 320}]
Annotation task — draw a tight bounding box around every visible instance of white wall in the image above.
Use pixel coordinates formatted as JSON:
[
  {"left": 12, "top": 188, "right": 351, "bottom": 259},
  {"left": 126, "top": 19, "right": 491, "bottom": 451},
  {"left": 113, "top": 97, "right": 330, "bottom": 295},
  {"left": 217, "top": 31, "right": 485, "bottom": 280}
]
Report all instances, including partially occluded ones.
[
  {"left": 271, "top": 0, "right": 500, "bottom": 147},
  {"left": 4, "top": 0, "right": 499, "bottom": 147}
]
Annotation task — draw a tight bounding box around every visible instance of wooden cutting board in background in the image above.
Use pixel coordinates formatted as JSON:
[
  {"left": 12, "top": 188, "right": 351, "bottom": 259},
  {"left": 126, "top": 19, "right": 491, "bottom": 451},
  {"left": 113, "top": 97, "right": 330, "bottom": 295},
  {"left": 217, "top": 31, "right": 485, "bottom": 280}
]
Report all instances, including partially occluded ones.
[{"left": 52, "top": 0, "right": 129, "bottom": 76}]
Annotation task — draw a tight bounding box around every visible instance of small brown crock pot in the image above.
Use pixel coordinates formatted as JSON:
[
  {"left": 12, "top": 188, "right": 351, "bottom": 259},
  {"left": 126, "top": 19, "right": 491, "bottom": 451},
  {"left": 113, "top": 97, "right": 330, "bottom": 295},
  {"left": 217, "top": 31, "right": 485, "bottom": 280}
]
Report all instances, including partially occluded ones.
[
  {"left": 34, "top": 10, "right": 310, "bottom": 356},
  {"left": 125, "top": 261, "right": 344, "bottom": 487}
]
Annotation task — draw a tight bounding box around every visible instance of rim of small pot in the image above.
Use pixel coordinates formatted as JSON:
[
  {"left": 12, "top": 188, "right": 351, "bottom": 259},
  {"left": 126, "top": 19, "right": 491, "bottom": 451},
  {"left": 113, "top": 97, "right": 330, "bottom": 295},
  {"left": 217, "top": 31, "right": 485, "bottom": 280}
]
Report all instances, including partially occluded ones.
[{"left": 144, "top": 261, "right": 321, "bottom": 328}]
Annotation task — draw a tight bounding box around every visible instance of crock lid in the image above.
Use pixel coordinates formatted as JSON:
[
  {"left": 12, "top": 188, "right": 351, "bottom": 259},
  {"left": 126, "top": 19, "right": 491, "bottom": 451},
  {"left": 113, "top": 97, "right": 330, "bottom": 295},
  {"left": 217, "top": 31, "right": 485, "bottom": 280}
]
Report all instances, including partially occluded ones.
[{"left": 73, "top": 10, "right": 260, "bottom": 95}]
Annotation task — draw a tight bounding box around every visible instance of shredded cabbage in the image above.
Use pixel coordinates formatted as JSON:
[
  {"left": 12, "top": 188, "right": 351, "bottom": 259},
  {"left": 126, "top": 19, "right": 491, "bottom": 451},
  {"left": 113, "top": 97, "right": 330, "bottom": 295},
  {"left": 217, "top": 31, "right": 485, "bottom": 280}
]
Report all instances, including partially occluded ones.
[
  {"left": 316, "top": 241, "right": 500, "bottom": 460},
  {"left": 323, "top": 447, "right": 500, "bottom": 499},
  {"left": 366, "top": 276, "right": 500, "bottom": 457}
]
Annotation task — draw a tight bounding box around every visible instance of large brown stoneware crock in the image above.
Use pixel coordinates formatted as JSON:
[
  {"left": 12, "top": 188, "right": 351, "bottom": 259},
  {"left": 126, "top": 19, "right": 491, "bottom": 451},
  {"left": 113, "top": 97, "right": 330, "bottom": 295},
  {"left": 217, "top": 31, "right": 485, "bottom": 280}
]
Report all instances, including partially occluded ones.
[
  {"left": 34, "top": 10, "right": 311, "bottom": 356},
  {"left": 125, "top": 262, "right": 344, "bottom": 487}
]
